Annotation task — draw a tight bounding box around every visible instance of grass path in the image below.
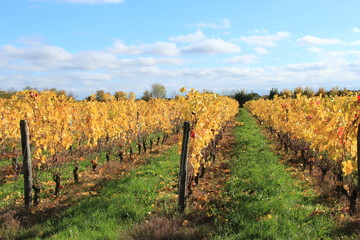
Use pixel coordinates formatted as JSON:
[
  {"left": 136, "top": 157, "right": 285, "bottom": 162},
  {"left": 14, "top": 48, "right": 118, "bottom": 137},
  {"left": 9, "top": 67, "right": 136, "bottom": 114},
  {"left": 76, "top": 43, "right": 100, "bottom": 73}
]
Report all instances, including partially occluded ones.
[
  {"left": 212, "top": 109, "right": 336, "bottom": 239},
  {"left": 11, "top": 147, "right": 181, "bottom": 240}
]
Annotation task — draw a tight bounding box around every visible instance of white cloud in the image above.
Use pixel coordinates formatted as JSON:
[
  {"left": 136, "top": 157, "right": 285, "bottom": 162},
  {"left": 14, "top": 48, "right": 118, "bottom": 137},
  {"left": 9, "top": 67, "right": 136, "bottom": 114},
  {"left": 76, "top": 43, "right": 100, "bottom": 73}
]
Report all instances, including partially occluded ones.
[
  {"left": 180, "top": 39, "right": 241, "bottom": 55},
  {"left": 192, "top": 18, "right": 231, "bottom": 29},
  {"left": 66, "top": 72, "right": 114, "bottom": 83},
  {"left": 0, "top": 43, "right": 185, "bottom": 74},
  {"left": 296, "top": 35, "right": 342, "bottom": 46},
  {"left": 146, "top": 42, "right": 180, "bottom": 56},
  {"left": 70, "top": 51, "right": 117, "bottom": 70},
  {"left": 109, "top": 41, "right": 142, "bottom": 55},
  {"left": 282, "top": 62, "right": 326, "bottom": 72},
  {"left": 169, "top": 30, "right": 206, "bottom": 43},
  {"left": 17, "top": 35, "right": 45, "bottom": 46},
  {"left": 1, "top": 32, "right": 360, "bottom": 98},
  {"left": 237, "top": 32, "right": 290, "bottom": 47},
  {"left": 2, "top": 55, "right": 360, "bottom": 99},
  {"left": 109, "top": 40, "right": 179, "bottom": 56},
  {"left": 351, "top": 27, "right": 360, "bottom": 33},
  {"left": 116, "top": 57, "right": 185, "bottom": 67},
  {"left": 154, "top": 58, "right": 186, "bottom": 66},
  {"left": 325, "top": 50, "right": 360, "bottom": 57},
  {"left": 348, "top": 40, "right": 360, "bottom": 46},
  {"left": 306, "top": 46, "right": 323, "bottom": 53},
  {"left": 0, "top": 44, "right": 129, "bottom": 71},
  {"left": 224, "top": 55, "right": 258, "bottom": 64},
  {"left": 254, "top": 47, "right": 270, "bottom": 55},
  {"left": 306, "top": 46, "right": 360, "bottom": 58},
  {"left": 249, "top": 29, "right": 269, "bottom": 34},
  {"left": 1, "top": 44, "right": 71, "bottom": 61}
]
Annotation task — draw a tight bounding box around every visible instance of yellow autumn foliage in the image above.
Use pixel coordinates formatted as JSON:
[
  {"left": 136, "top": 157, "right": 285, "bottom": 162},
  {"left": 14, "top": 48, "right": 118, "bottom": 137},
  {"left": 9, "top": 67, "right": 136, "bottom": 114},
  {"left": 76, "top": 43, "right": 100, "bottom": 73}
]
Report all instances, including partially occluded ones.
[{"left": 245, "top": 93, "right": 360, "bottom": 175}]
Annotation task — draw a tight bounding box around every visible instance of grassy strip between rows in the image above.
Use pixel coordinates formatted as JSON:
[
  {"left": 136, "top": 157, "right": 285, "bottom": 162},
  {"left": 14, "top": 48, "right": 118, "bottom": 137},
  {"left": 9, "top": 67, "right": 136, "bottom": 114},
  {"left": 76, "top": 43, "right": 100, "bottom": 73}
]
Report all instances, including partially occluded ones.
[
  {"left": 13, "top": 147, "right": 180, "bottom": 240},
  {"left": 212, "top": 108, "right": 336, "bottom": 240},
  {"left": 5, "top": 108, "right": 348, "bottom": 240},
  {"left": 0, "top": 136, "right": 163, "bottom": 209}
]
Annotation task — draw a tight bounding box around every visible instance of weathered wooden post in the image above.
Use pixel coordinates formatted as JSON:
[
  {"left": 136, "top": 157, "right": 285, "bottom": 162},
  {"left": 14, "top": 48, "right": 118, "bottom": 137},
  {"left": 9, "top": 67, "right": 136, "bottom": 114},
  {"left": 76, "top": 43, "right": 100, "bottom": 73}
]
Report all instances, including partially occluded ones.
[
  {"left": 20, "top": 120, "right": 33, "bottom": 207},
  {"left": 178, "top": 121, "right": 190, "bottom": 213},
  {"left": 73, "top": 166, "right": 79, "bottom": 183},
  {"left": 357, "top": 124, "right": 360, "bottom": 193}
]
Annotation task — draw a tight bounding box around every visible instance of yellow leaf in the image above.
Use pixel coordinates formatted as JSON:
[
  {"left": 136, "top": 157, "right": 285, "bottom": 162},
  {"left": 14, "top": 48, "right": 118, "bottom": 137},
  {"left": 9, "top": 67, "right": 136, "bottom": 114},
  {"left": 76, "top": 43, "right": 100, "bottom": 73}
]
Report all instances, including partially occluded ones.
[
  {"left": 41, "top": 155, "right": 46, "bottom": 163},
  {"left": 49, "top": 148, "right": 56, "bottom": 155},
  {"left": 179, "top": 87, "right": 186, "bottom": 93},
  {"left": 182, "top": 220, "right": 189, "bottom": 226},
  {"left": 342, "top": 160, "right": 357, "bottom": 176}
]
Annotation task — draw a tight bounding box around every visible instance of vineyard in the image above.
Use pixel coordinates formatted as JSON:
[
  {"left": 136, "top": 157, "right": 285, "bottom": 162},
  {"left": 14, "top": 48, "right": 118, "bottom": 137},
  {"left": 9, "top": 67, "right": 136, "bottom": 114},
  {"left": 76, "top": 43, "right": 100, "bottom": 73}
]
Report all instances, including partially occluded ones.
[
  {"left": 0, "top": 88, "right": 238, "bottom": 208},
  {"left": 245, "top": 93, "right": 360, "bottom": 212},
  {"left": 1, "top": 89, "right": 360, "bottom": 239}
]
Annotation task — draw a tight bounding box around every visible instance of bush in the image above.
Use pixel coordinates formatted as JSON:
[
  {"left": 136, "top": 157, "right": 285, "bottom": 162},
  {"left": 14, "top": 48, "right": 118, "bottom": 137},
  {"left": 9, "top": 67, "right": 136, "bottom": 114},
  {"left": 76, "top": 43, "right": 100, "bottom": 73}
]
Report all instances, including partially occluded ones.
[{"left": 233, "top": 90, "right": 260, "bottom": 107}]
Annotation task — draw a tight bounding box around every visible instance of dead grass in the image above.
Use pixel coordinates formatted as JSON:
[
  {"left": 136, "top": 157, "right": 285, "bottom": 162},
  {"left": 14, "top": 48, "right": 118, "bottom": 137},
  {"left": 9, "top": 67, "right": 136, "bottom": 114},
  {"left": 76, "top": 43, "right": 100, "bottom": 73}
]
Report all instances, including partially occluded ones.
[{"left": 126, "top": 216, "right": 207, "bottom": 240}]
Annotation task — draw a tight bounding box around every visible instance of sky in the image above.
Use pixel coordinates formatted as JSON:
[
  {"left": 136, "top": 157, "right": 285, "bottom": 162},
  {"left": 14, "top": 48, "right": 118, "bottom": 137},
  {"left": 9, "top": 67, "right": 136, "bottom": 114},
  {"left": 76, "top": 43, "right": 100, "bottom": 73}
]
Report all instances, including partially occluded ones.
[{"left": 0, "top": 0, "right": 360, "bottom": 99}]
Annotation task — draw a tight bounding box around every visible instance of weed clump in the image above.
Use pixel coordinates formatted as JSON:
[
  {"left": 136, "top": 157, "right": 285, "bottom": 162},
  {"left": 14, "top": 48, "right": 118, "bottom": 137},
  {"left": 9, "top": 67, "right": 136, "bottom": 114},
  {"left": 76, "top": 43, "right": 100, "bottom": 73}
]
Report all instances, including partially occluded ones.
[
  {"left": 0, "top": 210, "right": 21, "bottom": 240},
  {"left": 127, "top": 216, "right": 207, "bottom": 240}
]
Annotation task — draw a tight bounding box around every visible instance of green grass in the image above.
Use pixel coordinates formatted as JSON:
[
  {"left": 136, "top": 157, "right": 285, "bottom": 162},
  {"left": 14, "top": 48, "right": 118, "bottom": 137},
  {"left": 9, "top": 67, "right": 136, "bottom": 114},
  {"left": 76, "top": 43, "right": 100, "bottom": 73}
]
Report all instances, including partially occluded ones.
[
  {"left": 212, "top": 109, "right": 335, "bottom": 240},
  {"left": 0, "top": 158, "right": 12, "bottom": 168},
  {"left": 0, "top": 134, "right": 168, "bottom": 209},
  {"left": 11, "top": 147, "right": 180, "bottom": 240},
  {"left": 0, "top": 143, "right": 134, "bottom": 209},
  {"left": 0, "top": 151, "right": 102, "bottom": 208},
  {"left": 2, "top": 108, "right": 348, "bottom": 239}
]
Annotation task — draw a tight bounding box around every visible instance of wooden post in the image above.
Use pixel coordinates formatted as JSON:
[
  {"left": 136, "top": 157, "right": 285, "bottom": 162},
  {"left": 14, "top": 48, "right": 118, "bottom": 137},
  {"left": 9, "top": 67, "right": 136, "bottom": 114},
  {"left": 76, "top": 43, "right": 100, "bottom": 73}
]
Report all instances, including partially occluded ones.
[
  {"left": 54, "top": 173, "right": 61, "bottom": 198},
  {"left": 20, "top": 120, "right": 33, "bottom": 207},
  {"left": 357, "top": 124, "right": 360, "bottom": 193},
  {"left": 178, "top": 121, "right": 190, "bottom": 213},
  {"left": 73, "top": 166, "right": 79, "bottom": 183}
]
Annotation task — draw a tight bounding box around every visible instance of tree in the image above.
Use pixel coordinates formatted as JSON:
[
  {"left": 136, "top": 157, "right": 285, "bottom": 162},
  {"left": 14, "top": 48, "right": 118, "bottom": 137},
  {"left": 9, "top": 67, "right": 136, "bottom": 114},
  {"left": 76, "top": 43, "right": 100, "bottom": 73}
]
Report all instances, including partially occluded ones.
[
  {"left": 328, "top": 87, "right": 340, "bottom": 97},
  {"left": 315, "top": 87, "right": 326, "bottom": 97},
  {"left": 86, "top": 90, "right": 112, "bottom": 102},
  {"left": 293, "top": 86, "right": 304, "bottom": 96},
  {"left": 23, "top": 86, "right": 38, "bottom": 91},
  {"left": 303, "top": 87, "right": 315, "bottom": 97},
  {"left": 43, "top": 87, "right": 76, "bottom": 99},
  {"left": 0, "top": 90, "right": 14, "bottom": 99},
  {"left": 128, "top": 92, "right": 136, "bottom": 100},
  {"left": 141, "top": 91, "right": 153, "bottom": 101},
  {"left": 151, "top": 83, "right": 166, "bottom": 98},
  {"left": 0, "top": 88, "right": 16, "bottom": 99},
  {"left": 234, "top": 89, "right": 260, "bottom": 107},
  {"left": 202, "top": 89, "right": 214, "bottom": 94},
  {"left": 269, "top": 88, "right": 279, "bottom": 100},
  {"left": 114, "top": 91, "right": 128, "bottom": 100},
  {"left": 95, "top": 90, "right": 106, "bottom": 102},
  {"left": 280, "top": 89, "right": 293, "bottom": 98},
  {"left": 337, "top": 87, "right": 349, "bottom": 96}
]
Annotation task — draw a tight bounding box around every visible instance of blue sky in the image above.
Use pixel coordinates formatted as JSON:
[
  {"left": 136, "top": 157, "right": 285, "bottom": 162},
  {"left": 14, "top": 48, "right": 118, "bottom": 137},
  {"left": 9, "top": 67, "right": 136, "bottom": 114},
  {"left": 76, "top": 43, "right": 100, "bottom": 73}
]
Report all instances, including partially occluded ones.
[{"left": 1, "top": 0, "right": 360, "bottom": 98}]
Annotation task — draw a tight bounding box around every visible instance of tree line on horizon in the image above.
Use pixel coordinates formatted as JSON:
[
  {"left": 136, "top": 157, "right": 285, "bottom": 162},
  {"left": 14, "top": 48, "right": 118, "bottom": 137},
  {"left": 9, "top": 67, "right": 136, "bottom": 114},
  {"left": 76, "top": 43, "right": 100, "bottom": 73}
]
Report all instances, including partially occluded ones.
[
  {"left": 229, "top": 86, "right": 356, "bottom": 107},
  {"left": 0, "top": 84, "right": 357, "bottom": 107}
]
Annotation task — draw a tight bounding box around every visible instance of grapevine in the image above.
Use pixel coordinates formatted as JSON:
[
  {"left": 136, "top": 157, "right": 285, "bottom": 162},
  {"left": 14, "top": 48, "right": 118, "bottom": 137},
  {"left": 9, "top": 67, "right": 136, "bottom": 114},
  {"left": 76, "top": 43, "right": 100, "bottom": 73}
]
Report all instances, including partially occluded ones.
[
  {"left": 177, "top": 88, "right": 239, "bottom": 177},
  {"left": 0, "top": 89, "right": 238, "bottom": 185},
  {"left": 245, "top": 92, "right": 360, "bottom": 212}
]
